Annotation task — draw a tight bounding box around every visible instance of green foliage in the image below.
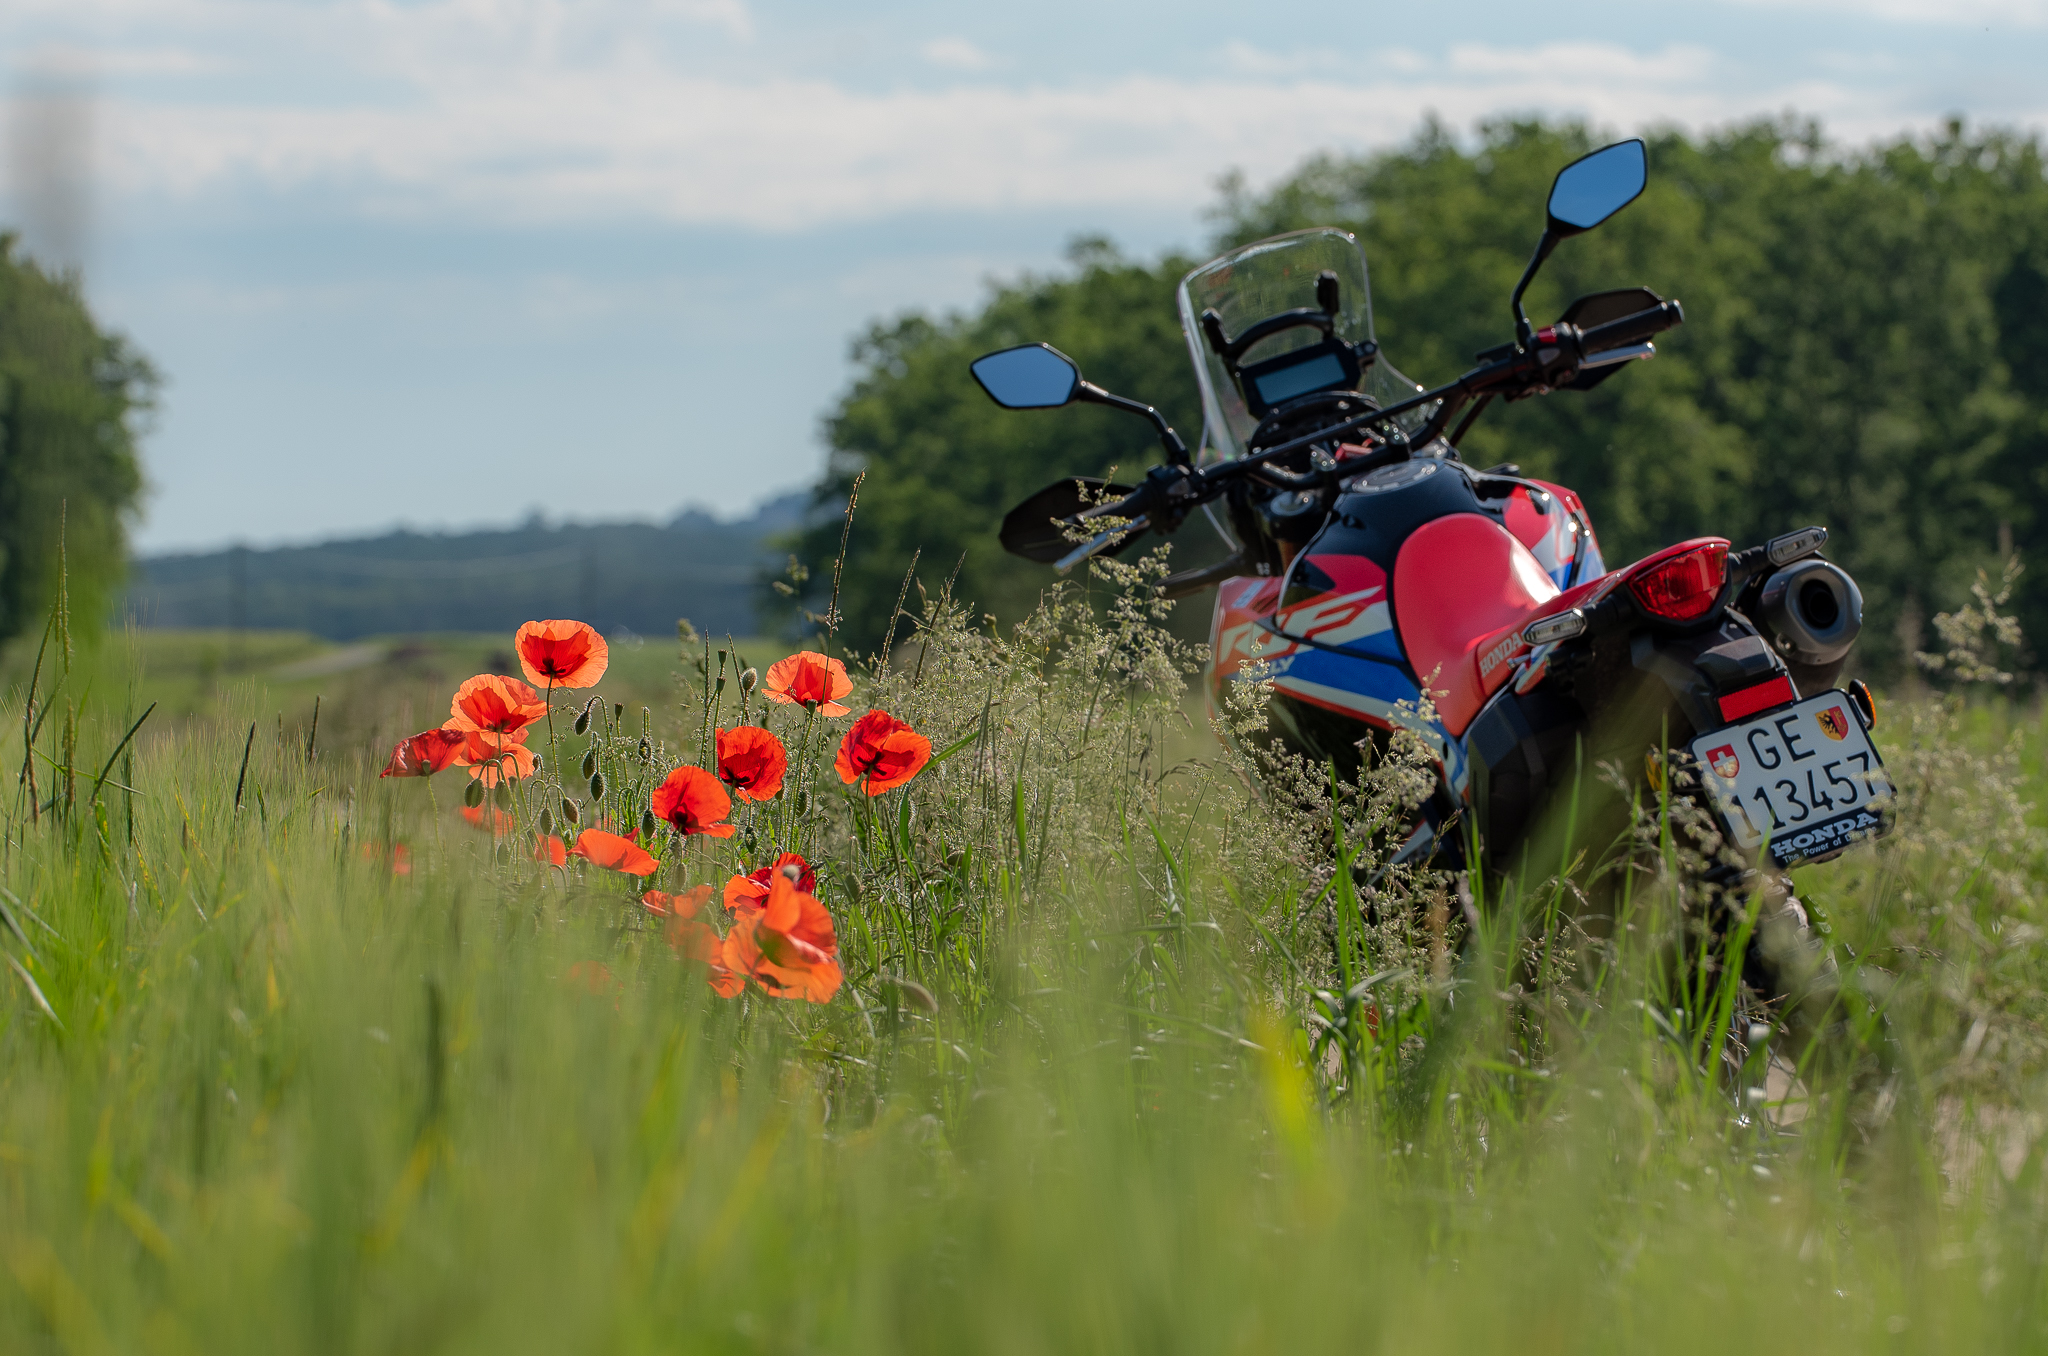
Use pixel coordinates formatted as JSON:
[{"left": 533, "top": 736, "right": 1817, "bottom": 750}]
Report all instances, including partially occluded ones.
[
  {"left": 0, "top": 235, "right": 152, "bottom": 646},
  {"left": 796, "top": 118, "right": 2048, "bottom": 674}
]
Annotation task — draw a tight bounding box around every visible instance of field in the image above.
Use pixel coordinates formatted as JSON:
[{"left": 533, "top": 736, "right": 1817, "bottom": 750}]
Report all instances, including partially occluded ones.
[{"left": 0, "top": 581, "right": 2045, "bottom": 1354}]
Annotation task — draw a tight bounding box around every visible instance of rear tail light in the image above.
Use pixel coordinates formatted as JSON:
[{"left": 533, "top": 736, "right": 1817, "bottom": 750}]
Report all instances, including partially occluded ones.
[{"left": 1628, "top": 541, "right": 1729, "bottom": 622}]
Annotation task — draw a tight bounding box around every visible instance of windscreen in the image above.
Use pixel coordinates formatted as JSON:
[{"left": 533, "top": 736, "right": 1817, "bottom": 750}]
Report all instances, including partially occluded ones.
[{"left": 1177, "top": 228, "right": 1423, "bottom": 464}]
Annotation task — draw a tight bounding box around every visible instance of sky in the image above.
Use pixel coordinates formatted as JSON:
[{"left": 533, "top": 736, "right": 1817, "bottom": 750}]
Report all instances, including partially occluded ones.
[{"left": 2, "top": 0, "right": 2046, "bottom": 554}]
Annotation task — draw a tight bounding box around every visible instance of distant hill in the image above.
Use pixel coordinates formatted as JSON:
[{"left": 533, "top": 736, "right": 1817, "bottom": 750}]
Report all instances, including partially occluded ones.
[{"left": 127, "top": 493, "right": 807, "bottom": 641}]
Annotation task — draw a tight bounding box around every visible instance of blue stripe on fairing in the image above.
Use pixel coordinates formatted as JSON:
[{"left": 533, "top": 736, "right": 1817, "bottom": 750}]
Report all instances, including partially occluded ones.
[
  {"left": 1278, "top": 646, "right": 1419, "bottom": 706},
  {"left": 1264, "top": 650, "right": 1469, "bottom": 797},
  {"left": 1336, "top": 625, "right": 1407, "bottom": 663}
]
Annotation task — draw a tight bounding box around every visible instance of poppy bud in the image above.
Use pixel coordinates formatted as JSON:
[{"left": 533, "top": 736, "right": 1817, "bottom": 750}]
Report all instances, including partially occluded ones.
[
  {"left": 561, "top": 797, "right": 580, "bottom": 825},
  {"left": 493, "top": 782, "right": 513, "bottom": 809},
  {"left": 796, "top": 790, "right": 809, "bottom": 815},
  {"left": 637, "top": 737, "right": 651, "bottom": 763},
  {"left": 589, "top": 771, "right": 605, "bottom": 801},
  {"left": 539, "top": 806, "right": 554, "bottom": 835},
  {"left": 574, "top": 709, "right": 591, "bottom": 735},
  {"left": 640, "top": 808, "right": 657, "bottom": 840},
  {"left": 464, "top": 779, "right": 484, "bottom": 808},
  {"left": 613, "top": 703, "right": 624, "bottom": 723},
  {"left": 581, "top": 750, "right": 597, "bottom": 779},
  {"left": 739, "top": 667, "right": 758, "bottom": 693},
  {"left": 715, "top": 675, "right": 727, "bottom": 695}
]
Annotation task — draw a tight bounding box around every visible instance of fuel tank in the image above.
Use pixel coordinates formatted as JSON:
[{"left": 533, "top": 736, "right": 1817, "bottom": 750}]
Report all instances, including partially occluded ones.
[{"left": 1208, "top": 456, "right": 1604, "bottom": 783}]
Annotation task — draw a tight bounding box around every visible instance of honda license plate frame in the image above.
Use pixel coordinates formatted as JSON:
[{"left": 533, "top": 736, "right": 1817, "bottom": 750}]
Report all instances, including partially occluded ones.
[{"left": 1687, "top": 690, "right": 1894, "bottom": 867}]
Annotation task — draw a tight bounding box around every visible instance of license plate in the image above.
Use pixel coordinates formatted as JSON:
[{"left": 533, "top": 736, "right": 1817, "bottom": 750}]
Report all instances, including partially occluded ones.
[{"left": 1687, "top": 690, "right": 1894, "bottom": 866}]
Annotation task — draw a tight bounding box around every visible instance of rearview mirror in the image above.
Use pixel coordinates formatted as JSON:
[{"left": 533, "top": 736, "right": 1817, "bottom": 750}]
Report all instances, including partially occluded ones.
[
  {"left": 971, "top": 344, "right": 1080, "bottom": 409},
  {"left": 1547, "top": 139, "right": 1647, "bottom": 235}
]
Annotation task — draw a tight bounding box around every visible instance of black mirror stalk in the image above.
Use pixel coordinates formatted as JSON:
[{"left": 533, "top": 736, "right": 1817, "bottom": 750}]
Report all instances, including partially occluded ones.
[
  {"left": 1074, "top": 382, "right": 1190, "bottom": 466},
  {"left": 1509, "top": 229, "right": 1559, "bottom": 350}
]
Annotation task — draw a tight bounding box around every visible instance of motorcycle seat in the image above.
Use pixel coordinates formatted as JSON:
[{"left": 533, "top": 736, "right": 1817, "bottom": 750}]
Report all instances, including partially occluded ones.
[{"left": 1393, "top": 513, "right": 1560, "bottom": 736}]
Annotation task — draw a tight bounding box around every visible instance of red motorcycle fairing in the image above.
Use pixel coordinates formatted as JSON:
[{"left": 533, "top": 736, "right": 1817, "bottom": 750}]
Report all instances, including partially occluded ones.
[
  {"left": 1392, "top": 514, "right": 1559, "bottom": 737},
  {"left": 1504, "top": 479, "right": 1605, "bottom": 590}
]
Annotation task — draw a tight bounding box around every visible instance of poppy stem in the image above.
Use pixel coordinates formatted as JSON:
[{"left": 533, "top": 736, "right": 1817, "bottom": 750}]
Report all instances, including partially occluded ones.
[
  {"left": 426, "top": 774, "right": 444, "bottom": 854},
  {"left": 822, "top": 470, "right": 863, "bottom": 660},
  {"left": 544, "top": 676, "right": 559, "bottom": 800},
  {"left": 794, "top": 704, "right": 818, "bottom": 856}
]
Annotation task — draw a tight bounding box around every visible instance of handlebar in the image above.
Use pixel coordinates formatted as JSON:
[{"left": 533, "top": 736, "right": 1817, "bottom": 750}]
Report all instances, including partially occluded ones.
[
  {"left": 1578, "top": 299, "right": 1684, "bottom": 351},
  {"left": 1041, "top": 298, "right": 1685, "bottom": 573}
]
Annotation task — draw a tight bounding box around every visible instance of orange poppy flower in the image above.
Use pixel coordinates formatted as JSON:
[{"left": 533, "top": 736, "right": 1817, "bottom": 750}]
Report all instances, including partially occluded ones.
[
  {"left": 641, "top": 886, "right": 743, "bottom": 995},
  {"left": 835, "top": 710, "right": 933, "bottom": 795},
  {"left": 650, "top": 766, "right": 736, "bottom": 839},
  {"left": 569, "top": 829, "right": 659, "bottom": 877},
  {"left": 762, "top": 651, "right": 852, "bottom": 716},
  {"left": 446, "top": 673, "right": 548, "bottom": 737},
  {"left": 715, "top": 725, "right": 787, "bottom": 801},
  {"left": 640, "top": 884, "right": 712, "bottom": 921},
  {"left": 534, "top": 834, "right": 567, "bottom": 866},
  {"left": 360, "top": 842, "right": 412, "bottom": 876},
  {"left": 722, "top": 852, "right": 816, "bottom": 918},
  {"left": 566, "top": 961, "right": 618, "bottom": 996},
  {"left": 721, "top": 872, "right": 841, "bottom": 1003},
  {"left": 516, "top": 619, "right": 609, "bottom": 689},
  {"left": 461, "top": 805, "right": 516, "bottom": 836},
  {"left": 380, "top": 728, "right": 466, "bottom": 778},
  {"left": 451, "top": 731, "right": 538, "bottom": 786}
]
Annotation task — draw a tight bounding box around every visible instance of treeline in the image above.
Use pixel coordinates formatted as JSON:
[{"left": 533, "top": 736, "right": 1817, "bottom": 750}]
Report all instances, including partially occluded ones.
[
  {"left": 0, "top": 235, "right": 151, "bottom": 645},
  {"left": 131, "top": 495, "right": 803, "bottom": 642},
  {"left": 788, "top": 118, "right": 2048, "bottom": 675}
]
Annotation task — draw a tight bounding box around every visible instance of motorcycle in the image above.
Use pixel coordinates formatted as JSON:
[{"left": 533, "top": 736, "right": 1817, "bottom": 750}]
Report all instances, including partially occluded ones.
[{"left": 968, "top": 141, "right": 1894, "bottom": 1019}]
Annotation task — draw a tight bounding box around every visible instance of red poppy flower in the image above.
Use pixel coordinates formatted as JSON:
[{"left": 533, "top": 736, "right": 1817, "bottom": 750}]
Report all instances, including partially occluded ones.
[
  {"left": 516, "top": 619, "right": 609, "bottom": 689},
  {"left": 762, "top": 651, "right": 852, "bottom": 716},
  {"left": 721, "top": 872, "right": 841, "bottom": 1003},
  {"left": 569, "top": 829, "right": 659, "bottom": 877},
  {"left": 640, "top": 885, "right": 712, "bottom": 921},
  {"left": 380, "top": 728, "right": 466, "bottom": 778},
  {"left": 650, "top": 766, "right": 736, "bottom": 839},
  {"left": 446, "top": 673, "right": 548, "bottom": 737},
  {"left": 451, "top": 731, "right": 538, "bottom": 786},
  {"left": 835, "top": 710, "right": 933, "bottom": 795},
  {"left": 723, "top": 853, "right": 816, "bottom": 918},
  {"left": 461, "top": 805, "right": 516, "bottom": 836},
  {"left": 566, "top": 961, "right": 618, "bottom": 996},
  {"left": 715, "top": 725, "right": 787, "bottom": 802},
  {"left": 642, "top": 886, "right": 743, "bottom": 995},
  {"left": 360, "top": 842, "right": 412, "bottom": 876},
  {"left": 535, "top": 834, "right": 567, "bottom": 866}
]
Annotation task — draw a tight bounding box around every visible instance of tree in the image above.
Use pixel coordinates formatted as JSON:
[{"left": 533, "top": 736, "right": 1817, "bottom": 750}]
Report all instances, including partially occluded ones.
[{"left": 0, "top": 235, "right": 153, "bottom": 645}]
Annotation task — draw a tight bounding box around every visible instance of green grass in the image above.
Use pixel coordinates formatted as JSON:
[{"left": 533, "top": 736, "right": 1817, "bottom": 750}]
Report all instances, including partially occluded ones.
[{"left": 0, "top": 584, "right": 2046, "bottom": 1353}]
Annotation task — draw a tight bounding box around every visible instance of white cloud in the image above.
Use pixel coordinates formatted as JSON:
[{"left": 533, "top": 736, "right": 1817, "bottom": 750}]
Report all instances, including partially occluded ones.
[
  {"left": 920, "top": 37, "right": 990, "bottom": 71},
  {"left": 5, "top": 2, "right": 2037, "bottom": 238},
  {"left": 63, "top": 36, "right": 2014, "bottom": 234},
  {"left": 1728, "top": 0, "right": 2048, "bottom": 23}
]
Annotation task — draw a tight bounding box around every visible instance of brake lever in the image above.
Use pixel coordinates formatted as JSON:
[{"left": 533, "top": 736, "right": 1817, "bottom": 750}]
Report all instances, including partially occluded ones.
[{"left": 1054, "top": 514, "right": 1151, "bottom": 574}]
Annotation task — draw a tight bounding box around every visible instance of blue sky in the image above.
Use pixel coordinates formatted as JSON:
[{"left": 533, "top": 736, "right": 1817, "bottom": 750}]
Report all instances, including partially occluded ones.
[{"left": 3, "top": 0, "right": 2045, "bottom": 553}]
